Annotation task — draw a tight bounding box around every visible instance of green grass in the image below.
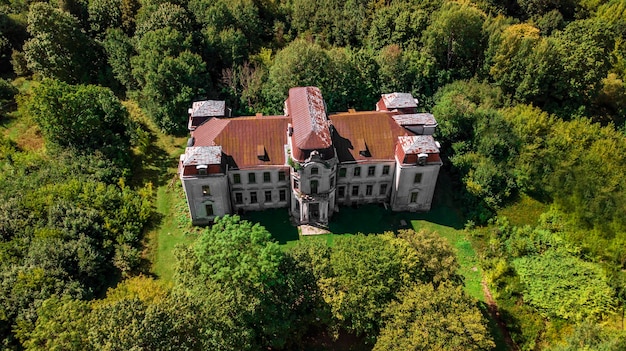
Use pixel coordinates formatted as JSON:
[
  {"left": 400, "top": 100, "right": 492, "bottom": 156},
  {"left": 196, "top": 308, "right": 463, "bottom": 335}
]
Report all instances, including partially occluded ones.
[
  {"left": 149, "top": 183, "right": 199, "bottom": 281},
  {"left": 498, "top": 194, "right": 548, "bottom": 227},
  {"left": 238, "top": 171, "right": 486, "bottom": 302},
  {"left": 146, "top": 163, "right": 507, "bottom": 348},
  {"left": 125, "top": 100, "right": 195, "bottom": 282},
  {"left": 410, "top": 218, "right": 484, "bottom": 301},
  {"left": 243, "top": 208, "right": 299, "bottom": 245}
]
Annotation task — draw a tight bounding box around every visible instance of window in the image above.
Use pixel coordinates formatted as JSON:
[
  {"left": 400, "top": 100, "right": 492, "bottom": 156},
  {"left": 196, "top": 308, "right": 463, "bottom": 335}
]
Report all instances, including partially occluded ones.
[
  {"left": 368, "top": 166, "right": 375, "bottom": 177},
  {"left": 263, "top": 172, "right": 271, "bottom": 183},
  {"left": 205, "top": 204, "right": 214, "bottom": 216},
  {"left": 380, "top": 184, "right": 388, "bottom": 195},
  {"left": 352, "top": 185, "right": 359, "bottom": 196},
  {"left": 202, "top": 185, "right": 210, "bottom": 196},
  {"left": 311, "top": 180, "right": 318, "bottom": 194},
  {"left": 293, "top": 178, "right": 299, "bottom": 189},
  {"left": 338, "top": 186, "right": 345, "bottom": 198},
  {"left": 311, "top": 167, "right": 318, "bottom": 175},
  {"left": 250, "top": 192, "right": 258, "bottom": 203},
  {"left": 339, "top": 168, "right": 347, "bottom": 177},
  {"left": 382, "top": 165, "right": 390, "bottom": 175},
  {"left": 278, "top": 171, "right": 286, "bottom": 181},
  {"left": 366, "top": 185, "right": 373, "bottom": 196},
  {"left": 279, "top": 189, "right": 286, "bottom": 201},
  {"left": 410, "top": 192, "right": 418, "bottom": 203},
  {"left": 233, "top": 173, "right": 241, "bottom": 184},
  {"left": 265, "top": 190, "right": 272, "bottom": 202},
  {"left": 248, "top": 172, "right": 256, "bottom": 183},
  {"left": 198, "top": 167, "right": 207, "bottom": 175},
  {"left": 354, "top": 167, "right": 361, "bottom": 177},
  {"left": 414, "top": 173, "right": 422, "bottom": 184},
  {"left": 235, "top": 192, "right": 243, "bottom": 204},
  {"left": 330, "top": 176, "right": 335, "bottom": 187}
]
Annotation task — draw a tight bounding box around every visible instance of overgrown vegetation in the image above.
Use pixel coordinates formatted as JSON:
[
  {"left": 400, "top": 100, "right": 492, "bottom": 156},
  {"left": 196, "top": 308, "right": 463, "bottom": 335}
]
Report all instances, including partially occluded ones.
[{"left": 1, "top": 0, "right": 626, "bottom": 349}]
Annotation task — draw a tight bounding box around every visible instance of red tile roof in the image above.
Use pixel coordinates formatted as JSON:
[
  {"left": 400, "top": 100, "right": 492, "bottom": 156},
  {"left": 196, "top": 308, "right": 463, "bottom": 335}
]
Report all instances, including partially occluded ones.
[
  {"left": 330, "top": 111, "right": 414, "bottom": 162},
  {"left": 191, "top": 118, "right": 230, "bottom": 145},
  {"left": 287, "top": 87, "right": 332, "bottom": 150},
  {"left": 192, "top": 116, "right": 290, "bottom": 169}
]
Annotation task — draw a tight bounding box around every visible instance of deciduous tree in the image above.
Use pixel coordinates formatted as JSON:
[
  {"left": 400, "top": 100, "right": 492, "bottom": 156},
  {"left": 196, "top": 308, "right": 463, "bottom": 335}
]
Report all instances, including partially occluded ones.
[
  {"left": 374, "top": 283, "right": 495, "bottom": 351},
  {"left": 23, "top": 3, "right": 100, "bottom": 84},
  {"left": 26, "top": 79, "right": 133, "bottom": 165}
]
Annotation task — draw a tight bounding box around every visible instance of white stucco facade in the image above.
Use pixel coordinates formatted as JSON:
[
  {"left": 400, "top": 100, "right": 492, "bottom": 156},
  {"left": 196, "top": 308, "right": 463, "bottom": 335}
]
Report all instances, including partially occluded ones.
[{"left": 179, "top": 88, "right": 442, "bottom": 226}]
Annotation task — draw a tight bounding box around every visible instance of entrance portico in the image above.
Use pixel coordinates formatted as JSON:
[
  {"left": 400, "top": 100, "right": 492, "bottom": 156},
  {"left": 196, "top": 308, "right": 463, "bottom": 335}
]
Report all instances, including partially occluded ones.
[{"left": 294, "top": 194, "right": 330, "bottom": 226}]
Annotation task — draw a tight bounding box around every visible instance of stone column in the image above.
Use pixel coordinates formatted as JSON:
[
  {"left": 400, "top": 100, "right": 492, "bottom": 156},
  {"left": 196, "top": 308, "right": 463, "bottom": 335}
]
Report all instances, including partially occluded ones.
[
  {"left": 302, "top": 202, "right": 309, "bottom": 223},
  {"left": 321, "top": 201, "right": 328, "bottom": 222}
]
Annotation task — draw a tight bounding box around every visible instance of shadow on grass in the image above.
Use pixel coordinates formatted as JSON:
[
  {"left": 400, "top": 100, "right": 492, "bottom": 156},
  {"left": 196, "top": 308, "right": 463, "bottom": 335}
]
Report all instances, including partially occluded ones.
[
  {"left": 129, "top": 123, "right": 179, "bottom": 189},
  {"left": 478, "top": 301, "right": 511, "bottom": 351},
  {"left": 243, "top": 171, "right": 465, "bottom": 242},
  {"left": 329, "top": 171, "right": 465, "bottom": 234},
  {"left": 243, "top": 208, "right": 299, "bottom": 244}
]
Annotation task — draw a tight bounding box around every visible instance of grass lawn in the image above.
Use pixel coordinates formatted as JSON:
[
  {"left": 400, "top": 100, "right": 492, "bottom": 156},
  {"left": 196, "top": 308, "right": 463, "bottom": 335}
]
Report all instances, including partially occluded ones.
[
  {"left": 243, "top": 208, "right": 299, "bottom": 245},
  {"left": 240, "top": 172, "right": 486, "bottom": 303},
  {"left": 124, "top": 100, "right": 196, "bottom": 281},
  {"left": 148, "top": 183, "right": 200, "bottom": 281},
  {"left": 498, "top": 194, "right": 549, "bottom": 227},
  {"left": 146, "top": 154, "right": 507, "bottom": 349}
]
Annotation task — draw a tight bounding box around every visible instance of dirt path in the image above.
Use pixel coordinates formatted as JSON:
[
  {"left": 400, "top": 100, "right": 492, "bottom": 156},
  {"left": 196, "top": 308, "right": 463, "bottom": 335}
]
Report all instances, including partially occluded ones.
[{"left": 482, "top": 279, "right": 519, "bottom": 351}]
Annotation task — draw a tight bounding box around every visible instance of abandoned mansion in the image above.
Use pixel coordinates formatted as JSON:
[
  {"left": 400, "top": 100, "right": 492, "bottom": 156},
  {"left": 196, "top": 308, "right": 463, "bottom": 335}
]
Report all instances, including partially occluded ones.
[{"left": 179, "top": 87, "right": 442, "bottom": 226}]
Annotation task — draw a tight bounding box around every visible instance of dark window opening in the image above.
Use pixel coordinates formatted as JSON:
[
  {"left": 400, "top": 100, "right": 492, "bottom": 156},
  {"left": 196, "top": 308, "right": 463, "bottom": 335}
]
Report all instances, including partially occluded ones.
[
  {"left": 352, "top": 186, "right": 359, "bottom": 196},
  {"left": 414, "top": 173, "right": 422, "bottom": 184}
]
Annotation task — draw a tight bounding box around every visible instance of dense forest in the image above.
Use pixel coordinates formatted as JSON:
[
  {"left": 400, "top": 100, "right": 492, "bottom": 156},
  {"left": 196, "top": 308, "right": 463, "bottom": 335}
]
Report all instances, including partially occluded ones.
[{"left": 1, "top": 0, "right": 626, "bottom": 349}]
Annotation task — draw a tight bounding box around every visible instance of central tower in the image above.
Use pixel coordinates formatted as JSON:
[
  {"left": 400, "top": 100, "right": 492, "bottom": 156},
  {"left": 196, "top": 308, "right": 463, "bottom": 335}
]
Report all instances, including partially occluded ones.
[{"left": 285, "top": 87, "right": 338, "bottom": 226}]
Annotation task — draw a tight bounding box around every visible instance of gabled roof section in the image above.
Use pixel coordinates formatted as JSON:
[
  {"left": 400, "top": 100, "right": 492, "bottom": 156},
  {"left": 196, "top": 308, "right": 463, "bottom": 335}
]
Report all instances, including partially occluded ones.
[
  {"left": 392, "top": 113, "right": 437, "bottom": 126},
  {"left": 398, "top": 135, "right": 439, "bottom": 154},
  {"left": 192, "top": 115, "right": 290, "bottom": 168},
  {"left": 287, "top": 87, "right": 332, "bottom": 150},
  {"left": 191, "top": 117, "right": 230, "bottom": 146},
  {"left": 182, "top": 146, "right": 222, "bottom": 166},
  {"left": 330, "top": 111, "right": 414, "bottom": 162},
  {"left": 189, "top": 100, "right": 226, "bottom": 117},
  {"left": 381, "top": 93, "right": 418, "bottom": 109}
]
